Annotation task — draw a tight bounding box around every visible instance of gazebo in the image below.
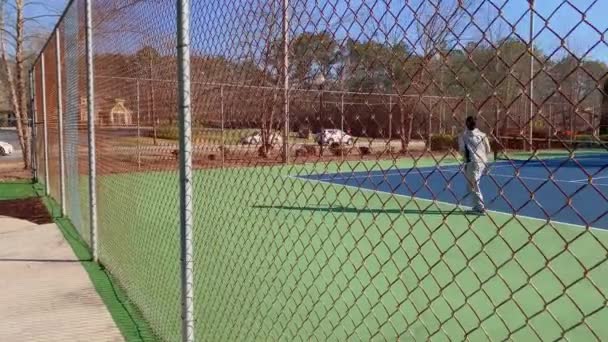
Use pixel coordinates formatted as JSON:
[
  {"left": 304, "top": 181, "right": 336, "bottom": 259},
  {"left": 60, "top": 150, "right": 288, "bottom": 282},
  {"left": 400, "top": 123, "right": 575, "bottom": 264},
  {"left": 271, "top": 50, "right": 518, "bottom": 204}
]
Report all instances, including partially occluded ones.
[{"left": 109, "top": 98, "right": 133, "bottom": 126}]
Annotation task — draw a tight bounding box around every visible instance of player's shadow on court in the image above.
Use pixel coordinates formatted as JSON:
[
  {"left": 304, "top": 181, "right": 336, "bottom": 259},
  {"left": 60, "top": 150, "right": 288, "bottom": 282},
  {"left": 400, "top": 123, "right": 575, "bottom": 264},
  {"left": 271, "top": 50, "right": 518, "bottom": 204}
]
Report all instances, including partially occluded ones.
[{"left": 253, "top": 205, "right": 468, "bottom": 215}]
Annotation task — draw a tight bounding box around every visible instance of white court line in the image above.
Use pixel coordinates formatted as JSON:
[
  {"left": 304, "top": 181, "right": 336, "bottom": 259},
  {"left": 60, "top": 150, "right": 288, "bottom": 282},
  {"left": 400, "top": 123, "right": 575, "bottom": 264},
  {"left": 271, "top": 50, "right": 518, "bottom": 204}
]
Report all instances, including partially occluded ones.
[
  {"left": 289, "top": 174, "right": 608, "bottom": 233},
  {"left": 315, "top": 168, "right": 608, "bottom": 187},
  {"left": 571, "top": 174, "right": 608, "bottom": 182}
]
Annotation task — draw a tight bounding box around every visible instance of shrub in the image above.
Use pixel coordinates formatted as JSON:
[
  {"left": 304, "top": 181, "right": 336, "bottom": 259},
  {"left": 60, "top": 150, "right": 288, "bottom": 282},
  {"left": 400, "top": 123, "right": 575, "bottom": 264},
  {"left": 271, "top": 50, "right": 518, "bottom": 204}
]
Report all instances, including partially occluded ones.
[
  {"left": 330, "top": 142, "right": 349, "bottom": 156},
  {"left": 295, "top": 147, "right": 309, "bottom": 157},
  {"left": 258, "top": 145, "right": 273, "bottom": 157},
  {"left": 157, "top": 125, "right": 179, "bottom": 140},
  {"left": 430, "top": 134, "right": 457, "bottom": 151},
  {"left": 532, "top": 128, "right": 549, "bottom": 139},
  {"left": 157, "top": 125, "right": 206, "bottom": 141},
  {"left": 490, "top": 139, "right": 502, "bottom": 152},
  {"left": 575, "top": 134, "right": 594, "bottom": 142},
  {"left": 303, "top": 144, "right": 317, "bottom": 155},
  {"left": 359, "top": 146, "right": 372, "bottom": 155}
]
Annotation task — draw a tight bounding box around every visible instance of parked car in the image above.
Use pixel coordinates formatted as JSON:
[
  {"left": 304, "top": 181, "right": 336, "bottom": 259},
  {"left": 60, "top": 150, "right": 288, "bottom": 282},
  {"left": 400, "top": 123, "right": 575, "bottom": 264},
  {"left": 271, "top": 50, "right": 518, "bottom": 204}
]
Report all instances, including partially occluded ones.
[
  {"left": 240, "top": 131, "right": 283, "bottom": 146},
  {"left": 314, "top": 129, "right": 354, "bottom": 146},
  {"left": 0, "top": 141, "right": 13, "bottom": 156}
]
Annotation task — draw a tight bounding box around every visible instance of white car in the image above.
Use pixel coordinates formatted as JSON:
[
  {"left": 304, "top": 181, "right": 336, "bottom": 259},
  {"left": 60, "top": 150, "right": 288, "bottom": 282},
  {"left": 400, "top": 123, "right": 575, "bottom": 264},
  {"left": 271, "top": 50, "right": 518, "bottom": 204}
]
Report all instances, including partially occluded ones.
[
  {"left": 240, "top": 131, "right": 283, "bottom": 146},
  {"left": 315, "top": 129, "right": 354, "bottom": 146},
  {"left": 0, "top": 141, "right": 13, "bottom": 156}
]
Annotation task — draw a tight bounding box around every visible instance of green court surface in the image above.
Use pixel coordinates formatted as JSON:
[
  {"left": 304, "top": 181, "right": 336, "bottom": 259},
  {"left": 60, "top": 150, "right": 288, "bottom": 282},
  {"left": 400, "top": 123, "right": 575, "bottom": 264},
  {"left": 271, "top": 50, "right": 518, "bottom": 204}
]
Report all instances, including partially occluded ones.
[{"left": 93, "top": 157, "right": 608, "bottom": 341}]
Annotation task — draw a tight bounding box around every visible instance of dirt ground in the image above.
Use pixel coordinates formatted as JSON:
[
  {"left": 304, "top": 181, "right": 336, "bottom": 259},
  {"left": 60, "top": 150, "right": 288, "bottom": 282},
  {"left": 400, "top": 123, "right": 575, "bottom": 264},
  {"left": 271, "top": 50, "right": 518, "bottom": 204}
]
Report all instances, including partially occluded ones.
[
  {"left": 0, "top": 161, "right": 29, "bottom": 182},
  {"left": 0, "top": 197, "right": 52, "bottom": 225}
]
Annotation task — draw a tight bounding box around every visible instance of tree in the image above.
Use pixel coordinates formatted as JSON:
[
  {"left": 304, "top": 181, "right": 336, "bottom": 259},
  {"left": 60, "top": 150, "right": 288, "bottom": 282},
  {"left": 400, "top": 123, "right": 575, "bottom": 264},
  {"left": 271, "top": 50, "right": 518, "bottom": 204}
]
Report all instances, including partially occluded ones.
[
  {"left": 550, "top": 55, "right": 608, "bottom": 135},
  {"left": 289, "top": 32, "right": 341, "bottom": 86},
  {"left": 0, "top": 1, "right": 64, "bottom": 169},
  {"left": 135, "top": 46, "right": 161, "bottom": 144},
  {"left": 237, "top": 0, "right": 283, "bottom": 158},
  {"left": 345, "top": 39, "right": 419, "bottom": 150}
]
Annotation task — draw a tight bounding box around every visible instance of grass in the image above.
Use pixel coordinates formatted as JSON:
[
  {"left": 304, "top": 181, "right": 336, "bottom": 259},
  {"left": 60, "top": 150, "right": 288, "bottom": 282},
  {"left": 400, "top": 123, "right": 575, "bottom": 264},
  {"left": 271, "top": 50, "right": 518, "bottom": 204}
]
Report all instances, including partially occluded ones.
[
  {"left": 92, "top": 157, "right": 608, "bottom": 341},
  {"left": 153, "top": 126, "right": 342, "bottom": 145},
  {"left": 0, "top": 181, "right": 40, "bottom": 200},
  {"left": 156, "top": 126, "right": 258, "bottom": 144}
]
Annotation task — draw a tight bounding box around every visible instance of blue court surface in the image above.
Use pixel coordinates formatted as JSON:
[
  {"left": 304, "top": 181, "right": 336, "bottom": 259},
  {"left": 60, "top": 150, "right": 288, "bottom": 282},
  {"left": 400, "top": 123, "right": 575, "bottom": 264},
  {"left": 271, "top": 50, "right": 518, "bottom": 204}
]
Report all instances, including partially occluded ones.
[{"left": 300, "top": 155, "right": 608, "bottom": 229}]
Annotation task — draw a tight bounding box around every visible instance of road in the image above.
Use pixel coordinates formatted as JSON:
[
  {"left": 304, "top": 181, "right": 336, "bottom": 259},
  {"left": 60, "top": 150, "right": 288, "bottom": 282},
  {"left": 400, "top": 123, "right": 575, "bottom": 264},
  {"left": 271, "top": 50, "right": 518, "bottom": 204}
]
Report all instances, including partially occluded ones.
[{"left": 0, "top": 128, "right": 22, "bottom": 162}]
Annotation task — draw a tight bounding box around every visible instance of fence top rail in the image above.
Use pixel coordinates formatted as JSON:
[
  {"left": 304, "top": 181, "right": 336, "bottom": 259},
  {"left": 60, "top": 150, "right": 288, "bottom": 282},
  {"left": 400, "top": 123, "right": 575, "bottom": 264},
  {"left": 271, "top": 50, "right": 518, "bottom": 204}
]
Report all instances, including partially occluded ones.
[
  {"left": 93, "top": 74, "right": 600, "bottom": 111},
  {"left": 93, "top": 74, "right": 468, "bottom": 101}
]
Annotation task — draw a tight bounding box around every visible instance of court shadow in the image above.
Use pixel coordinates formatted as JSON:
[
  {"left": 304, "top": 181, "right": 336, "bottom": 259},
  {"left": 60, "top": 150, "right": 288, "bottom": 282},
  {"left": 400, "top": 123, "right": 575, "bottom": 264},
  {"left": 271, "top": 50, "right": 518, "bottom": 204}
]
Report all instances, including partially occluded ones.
[{"left": 253, "top": 205, "right": 468, "bottom": 216}]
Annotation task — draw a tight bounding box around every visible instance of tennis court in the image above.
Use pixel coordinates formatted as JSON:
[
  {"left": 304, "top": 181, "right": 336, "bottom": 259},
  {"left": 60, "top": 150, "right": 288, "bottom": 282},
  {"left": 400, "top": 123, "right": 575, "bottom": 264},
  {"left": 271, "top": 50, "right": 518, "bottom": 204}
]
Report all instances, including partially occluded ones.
[
  {"left": 300, "top": 151, "right": 608, "bottom": 230},
  {"left": 93, "top": 160, "right": 608, "bottom": 340}
]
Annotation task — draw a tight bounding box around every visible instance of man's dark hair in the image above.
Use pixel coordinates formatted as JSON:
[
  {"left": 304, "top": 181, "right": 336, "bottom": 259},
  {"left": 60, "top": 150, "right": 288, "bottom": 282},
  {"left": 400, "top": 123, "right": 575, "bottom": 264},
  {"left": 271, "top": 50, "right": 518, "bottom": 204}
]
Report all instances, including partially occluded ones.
[{"left": 465, "top": 116, "right": 476, "bottom": 130}]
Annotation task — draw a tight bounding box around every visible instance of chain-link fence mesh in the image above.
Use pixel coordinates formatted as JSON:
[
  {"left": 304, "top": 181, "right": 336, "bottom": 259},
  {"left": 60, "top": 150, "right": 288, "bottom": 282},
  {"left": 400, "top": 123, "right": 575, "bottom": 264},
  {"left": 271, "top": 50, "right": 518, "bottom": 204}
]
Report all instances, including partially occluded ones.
[
  {"left": 30, "top": 0, "right": 608, "bottom": 340},
  {"left": 62, "top": 0, "right": 90, "bottom": 243},
  {"left": 42, "top": 35, "right": 61, "bottom": 203}
]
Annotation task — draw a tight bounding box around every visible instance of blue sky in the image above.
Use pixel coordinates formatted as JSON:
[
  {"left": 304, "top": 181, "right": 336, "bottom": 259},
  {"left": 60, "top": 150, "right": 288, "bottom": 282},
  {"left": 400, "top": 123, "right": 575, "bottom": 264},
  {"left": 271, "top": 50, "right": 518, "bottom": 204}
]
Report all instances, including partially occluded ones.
[
  {"left": 507, "top": 0, "right": 607, "bottom": 61},
  {"left": 22, "top": 1, "right": 67, "bottom": 32}
]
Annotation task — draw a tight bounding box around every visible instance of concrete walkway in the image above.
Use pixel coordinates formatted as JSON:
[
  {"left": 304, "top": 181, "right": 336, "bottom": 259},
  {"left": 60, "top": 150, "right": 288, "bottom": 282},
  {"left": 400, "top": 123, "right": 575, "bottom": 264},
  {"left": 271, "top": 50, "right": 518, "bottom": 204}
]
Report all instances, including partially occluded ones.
[{"left": 0, "top": 216, "right": 123, "bottom": 341}]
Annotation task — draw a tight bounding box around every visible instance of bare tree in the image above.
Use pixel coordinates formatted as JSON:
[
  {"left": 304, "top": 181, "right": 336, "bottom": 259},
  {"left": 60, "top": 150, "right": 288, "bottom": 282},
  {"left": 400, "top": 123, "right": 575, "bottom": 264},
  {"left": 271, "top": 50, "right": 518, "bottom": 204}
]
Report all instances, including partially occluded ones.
[
  {"left": 236, "top": 0, "right": 283, "bottom": 158},
  {"left": 410, "top": 0, "right": 476, "bottom": 150},
  {"left": 1, "top": 0, "right": 29, "bottom": 167},
  {"left": 0, "top": 0, "right": 63, "bottom": 168}
]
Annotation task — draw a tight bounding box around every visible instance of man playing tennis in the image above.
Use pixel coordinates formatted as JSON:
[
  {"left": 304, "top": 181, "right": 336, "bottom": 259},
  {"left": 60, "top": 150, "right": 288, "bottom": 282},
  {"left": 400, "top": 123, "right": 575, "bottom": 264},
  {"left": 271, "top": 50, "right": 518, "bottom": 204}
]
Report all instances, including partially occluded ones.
[{"left": 458, "top": 116, "right": 492, "bottom": 215}]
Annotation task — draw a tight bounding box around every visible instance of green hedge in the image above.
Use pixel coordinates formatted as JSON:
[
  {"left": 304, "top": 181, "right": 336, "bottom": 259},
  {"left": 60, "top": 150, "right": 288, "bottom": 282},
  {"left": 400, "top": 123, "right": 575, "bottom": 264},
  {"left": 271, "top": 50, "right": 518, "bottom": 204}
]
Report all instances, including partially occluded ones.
[{"left": 430, "top": 134, "right": 457, "bottom": 151}]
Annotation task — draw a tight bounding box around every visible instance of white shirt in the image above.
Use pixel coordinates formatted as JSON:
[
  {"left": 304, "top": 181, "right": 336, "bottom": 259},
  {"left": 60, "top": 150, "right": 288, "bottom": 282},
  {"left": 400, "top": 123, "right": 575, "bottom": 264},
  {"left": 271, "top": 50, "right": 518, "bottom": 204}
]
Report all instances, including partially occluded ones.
[{"left": 458, "top": 128, "right": 491, "bottom": 164}]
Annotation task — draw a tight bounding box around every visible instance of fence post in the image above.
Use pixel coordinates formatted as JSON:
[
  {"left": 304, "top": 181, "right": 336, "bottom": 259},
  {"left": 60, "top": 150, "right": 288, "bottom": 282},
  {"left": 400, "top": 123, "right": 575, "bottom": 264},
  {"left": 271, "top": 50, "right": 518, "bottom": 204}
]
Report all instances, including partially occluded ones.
[
  {"left": 85, "top": 0, "right": 98, "bottom": 262},
  {"left": 136, "top": 80, "right": 141, "bottom": 170},
  {"left": 388, "top": 94, "right": 392, "bottom": 142},
  {"left": 29, "top": 69, "right": 38, "bottom": 182},
  {"left": 56, "top": 31, "right": 66, "bottom": 215},
  {"left": 340, "top": 94, "right": 345, "bottom": 162},
  {"left": 282, "top": 0, "right": 290, "bottom": 164},
  {"left": 41, "top": 53, "right": 50, "bottom": 196},
  {"left": 177, "top": 0, "right": 195, "bottom": 341},
  {"left": 528, "top": 0, "right": 535, "bottom": 151},
  {"left": 548, "top": 103, "right": 552, "bottom": 149},
  {"left": 220, "top": 85, "right": 225, "bottom": 168}
]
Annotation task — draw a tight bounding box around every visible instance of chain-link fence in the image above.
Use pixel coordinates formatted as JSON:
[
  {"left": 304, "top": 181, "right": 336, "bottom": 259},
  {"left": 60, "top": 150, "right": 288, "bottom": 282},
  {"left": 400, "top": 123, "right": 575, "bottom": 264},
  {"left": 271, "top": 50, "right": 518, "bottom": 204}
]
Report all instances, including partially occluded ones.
[{"left": 29, "top": 0, "right": 608, "bottom": 340}]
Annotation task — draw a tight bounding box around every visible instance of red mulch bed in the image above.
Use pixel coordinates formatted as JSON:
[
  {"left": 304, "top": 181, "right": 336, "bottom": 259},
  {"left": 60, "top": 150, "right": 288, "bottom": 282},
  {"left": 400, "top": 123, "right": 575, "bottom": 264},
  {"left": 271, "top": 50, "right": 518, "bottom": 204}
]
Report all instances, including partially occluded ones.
[{"left": 0, "top": 197, "right": 53, "bottom": 225}]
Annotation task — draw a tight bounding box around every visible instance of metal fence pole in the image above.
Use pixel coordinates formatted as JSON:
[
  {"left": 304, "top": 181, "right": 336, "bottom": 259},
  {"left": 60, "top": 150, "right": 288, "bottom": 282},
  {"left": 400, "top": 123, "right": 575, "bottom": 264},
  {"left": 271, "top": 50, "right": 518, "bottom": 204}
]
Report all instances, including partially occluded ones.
[
  {"left": 177, "top": 0, "right": 195, "bottom": 340},
  {"left": 221, "top": 85, "right": 225, "bottom": 168},
  {"left": 592, "top": 107, "right": 596, "bottom": 136},
  {"left": 29, "top": 70, "right": 38, "bottom": 182},
  {"left": 56, "top": 31, "right": 66, "bottom": 215},
  {"left": 528, "top": 0, "right": 535, "bottom": 151},
  {"left": 85, "top": 0, "right": 98, "bottom": 262},
  {"left": 340, "top": 94, "right": 345, "bottom": 162},
  {"left": 388, "top": 94, "right": 392, "bottom": 141},
  {"left": 548, "top": 103, "right": 552, "bottom": 149},
  {"left": 137, "top": 80, "right": 141, "bottom": 170},
  {"left": 41, "top": 53, "right": 50, "bottom": 195},
  {"left": 282, "top": 0, "right": 290, "bottom": 164}
]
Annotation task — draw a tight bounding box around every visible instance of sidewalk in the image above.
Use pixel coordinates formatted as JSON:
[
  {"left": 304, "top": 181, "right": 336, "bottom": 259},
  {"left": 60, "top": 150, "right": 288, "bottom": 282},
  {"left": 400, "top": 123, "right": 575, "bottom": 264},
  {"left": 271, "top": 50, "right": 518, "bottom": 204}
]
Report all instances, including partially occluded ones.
[{"left": 0, "top": 215, "right": 124, "bottom": 341}]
